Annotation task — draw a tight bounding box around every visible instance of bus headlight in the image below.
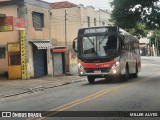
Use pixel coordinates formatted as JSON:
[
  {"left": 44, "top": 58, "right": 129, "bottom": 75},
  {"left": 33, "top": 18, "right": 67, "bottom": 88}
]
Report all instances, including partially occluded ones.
[
  {"left": 112, "top": 61, "right": 120, "bottom": 69},
  {"left": 78, "top": 63, "right": 81, "bottom": 67},
  {"left": 111, "top": 57, "right": 120, "bottom": 74},
  {"left": 113, "top": 70, "right": 117, "bottom": 74},
  {"left": 78, "top": 62, "right": 84, "bottom": 70},
  {"left": 112, "top": 57, "right": 120, "bottom": 67},
  {"left": 80, "top": 71, "right": 84, "bottom": 75}
]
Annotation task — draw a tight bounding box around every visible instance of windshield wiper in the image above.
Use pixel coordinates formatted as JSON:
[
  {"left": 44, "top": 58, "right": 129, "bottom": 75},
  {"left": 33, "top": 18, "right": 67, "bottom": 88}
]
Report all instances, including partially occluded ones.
[{"left": 87, "top": 36, "right": 94, "bottom": 45}]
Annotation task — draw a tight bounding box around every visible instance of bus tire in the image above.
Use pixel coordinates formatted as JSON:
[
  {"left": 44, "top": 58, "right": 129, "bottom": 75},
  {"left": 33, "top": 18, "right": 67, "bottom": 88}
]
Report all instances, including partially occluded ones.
[
  {"left": 131, "top": 64, "right": 138, "bottom": 78},
  {"left": 87, "top": 76, "right": 95, "bottom": 84},
  {"left": 123, "top": 65, "right": 129, "bottom": 81}
]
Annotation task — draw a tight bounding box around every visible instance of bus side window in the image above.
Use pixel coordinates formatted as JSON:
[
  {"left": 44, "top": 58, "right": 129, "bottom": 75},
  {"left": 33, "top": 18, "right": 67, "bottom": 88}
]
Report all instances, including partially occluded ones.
[{"left": 120, "top": 36, "right": 125, "bottom": 50}]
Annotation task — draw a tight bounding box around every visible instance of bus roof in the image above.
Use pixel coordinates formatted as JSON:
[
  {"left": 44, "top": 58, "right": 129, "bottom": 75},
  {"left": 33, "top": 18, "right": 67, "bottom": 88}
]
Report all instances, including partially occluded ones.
[{"left": 78, "top": 25, "right": 138, "bottom": 40}]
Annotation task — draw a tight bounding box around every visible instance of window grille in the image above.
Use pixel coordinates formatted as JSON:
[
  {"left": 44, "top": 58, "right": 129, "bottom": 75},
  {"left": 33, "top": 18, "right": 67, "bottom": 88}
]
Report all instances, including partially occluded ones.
[
  {"left": 87, "top": 16, "right": 90, "bottom": 27},
  {"left": 94, "top": 18, "right": 96, "bottom": 26},
  {"left": 32, "top": 12, "right": 44, "bottom": 30},
  {"left": 0, "top": 47, "right": 5, "bottom": 59},
  {"left": 102, "top": 21, "right": 105, "bottom": 25}
]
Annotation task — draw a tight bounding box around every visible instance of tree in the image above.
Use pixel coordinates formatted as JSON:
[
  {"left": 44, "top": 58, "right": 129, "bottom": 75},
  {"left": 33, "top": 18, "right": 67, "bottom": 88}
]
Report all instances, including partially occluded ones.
[
  {"left": 150, "top": 30, "right": 160, "bottom": 55},
  {"left": 111, "top": 0, "right": 160, "bottom": 37},
  {"left": 127, "top": 22, "right": 148, "bottom": 38}
]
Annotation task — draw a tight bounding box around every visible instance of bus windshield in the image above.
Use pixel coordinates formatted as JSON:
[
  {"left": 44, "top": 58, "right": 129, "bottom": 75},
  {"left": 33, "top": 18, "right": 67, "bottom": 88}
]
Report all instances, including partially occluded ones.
[{"left": 80, "top": 35, "right": 119, "bottom": 58}]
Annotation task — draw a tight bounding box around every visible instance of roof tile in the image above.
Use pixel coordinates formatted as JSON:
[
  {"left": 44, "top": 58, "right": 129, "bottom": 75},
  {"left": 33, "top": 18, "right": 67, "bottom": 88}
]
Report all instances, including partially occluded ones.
[{"left": 50, "top": 1, "right": 78, "bottom": 9}]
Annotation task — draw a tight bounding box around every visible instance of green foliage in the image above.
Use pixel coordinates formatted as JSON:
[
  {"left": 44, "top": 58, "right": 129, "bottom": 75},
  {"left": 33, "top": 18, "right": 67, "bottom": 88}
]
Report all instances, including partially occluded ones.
[
  {"left": 127, "top": 22, "right": 148, "bottom": 39},
  {"left": 150, "top": 30, "right": 160, "bottom": 51},
  {"left": 111, "top": 0, "right": 160, "bottom": 38},
  {"left": 111, "top": 0, "right": 141, "bottom": 28},
  {"left": 150, "top": 30, "right": 160, "bottom": 41}
]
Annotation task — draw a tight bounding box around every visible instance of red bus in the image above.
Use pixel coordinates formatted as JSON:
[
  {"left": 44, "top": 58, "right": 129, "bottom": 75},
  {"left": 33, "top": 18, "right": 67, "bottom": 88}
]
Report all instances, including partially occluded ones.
[{"left": 73, "top": 26, "right": 141, "bottom": 83}]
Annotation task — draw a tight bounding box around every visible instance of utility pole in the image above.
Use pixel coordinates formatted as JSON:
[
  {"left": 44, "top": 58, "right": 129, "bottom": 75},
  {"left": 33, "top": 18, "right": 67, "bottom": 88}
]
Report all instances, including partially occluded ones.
[
  {"left": 65, "top": 10, "right": 67, "bottom": 48},
  {"left": 99, "top": 10, "right": 101, "bottom": 26},
  {"left": 64, "top": 10, "right": 69, "bottom": 74}
]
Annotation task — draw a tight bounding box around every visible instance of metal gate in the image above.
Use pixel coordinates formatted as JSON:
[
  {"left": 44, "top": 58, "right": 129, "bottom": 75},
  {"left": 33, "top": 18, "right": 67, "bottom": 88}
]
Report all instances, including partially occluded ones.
[
  {"left": 33, "top": 46, "right": 47, "bottom": 78},
  {"left": 53, "top": 53, "right": 63, "bottom": 76}
]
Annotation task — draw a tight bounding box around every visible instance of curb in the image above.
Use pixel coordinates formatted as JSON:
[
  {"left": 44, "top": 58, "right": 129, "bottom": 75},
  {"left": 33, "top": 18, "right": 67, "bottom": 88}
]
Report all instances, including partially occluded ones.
[{"left": 0, "top": 79, "right": 86, "bottom": 99}]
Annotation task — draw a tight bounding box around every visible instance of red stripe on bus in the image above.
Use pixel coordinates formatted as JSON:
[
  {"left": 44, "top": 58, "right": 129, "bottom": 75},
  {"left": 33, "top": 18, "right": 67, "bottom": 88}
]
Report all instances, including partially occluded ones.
[{"left": 81, "top": 60, "right": 115, "bottom": 69}]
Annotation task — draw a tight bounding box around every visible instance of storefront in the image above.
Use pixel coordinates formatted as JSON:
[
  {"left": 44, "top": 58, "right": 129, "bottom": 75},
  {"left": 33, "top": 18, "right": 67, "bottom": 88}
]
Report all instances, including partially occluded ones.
[
  {"left": 51, "top": 47, "right": 66, "bottom": 76},
  {"left": 30, "top": 40, "right": 53, "bottom": 78},
  {"left": 139, "top": 43, "right": 148, "bottom": 56}
]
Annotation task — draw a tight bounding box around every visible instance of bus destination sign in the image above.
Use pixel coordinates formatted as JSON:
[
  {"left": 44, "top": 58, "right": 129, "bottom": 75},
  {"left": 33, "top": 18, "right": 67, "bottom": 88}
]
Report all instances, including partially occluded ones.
[{"left": 84, "top": 28, "right": 108, "bottom": 34}]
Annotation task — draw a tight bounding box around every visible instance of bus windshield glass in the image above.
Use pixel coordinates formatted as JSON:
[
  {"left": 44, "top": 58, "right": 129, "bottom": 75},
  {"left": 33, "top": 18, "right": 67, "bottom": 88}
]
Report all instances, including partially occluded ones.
[{"left": 80, "top": 35, "right": 119, "bottom": 58}]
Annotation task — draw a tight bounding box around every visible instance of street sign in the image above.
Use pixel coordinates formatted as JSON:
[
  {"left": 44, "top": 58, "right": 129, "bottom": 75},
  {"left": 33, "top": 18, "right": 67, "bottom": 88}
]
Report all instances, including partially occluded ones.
[
  {"left": 13, "top": 17, "right": 25, "bottom": 30},
  {"left": 0, "top": 16, "right": 25, "bottom": 32}
]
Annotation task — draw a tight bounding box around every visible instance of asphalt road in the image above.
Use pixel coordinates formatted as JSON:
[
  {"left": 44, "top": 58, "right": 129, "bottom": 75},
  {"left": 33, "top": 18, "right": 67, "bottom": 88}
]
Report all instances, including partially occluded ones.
[{"left": 0, "top": 57, "right": 160, "bottom": 120}]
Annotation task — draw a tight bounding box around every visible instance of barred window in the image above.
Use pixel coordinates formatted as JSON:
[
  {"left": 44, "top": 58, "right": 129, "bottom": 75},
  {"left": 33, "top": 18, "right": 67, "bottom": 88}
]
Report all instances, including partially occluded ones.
[
  {"left": 32, "top": 12, "right": 44, "bottom": 30},
  {"left": 87, "top": 16, "right": 90, "bottom": 27},
  {"left": 94, "top": 18, "right": 96, "bottom": 26},
  {"left": 0, "top": 47, "right": 6, "bottom": 59},
  {"left": 102, "top": 21, "right": 105, "bottom": 26}
]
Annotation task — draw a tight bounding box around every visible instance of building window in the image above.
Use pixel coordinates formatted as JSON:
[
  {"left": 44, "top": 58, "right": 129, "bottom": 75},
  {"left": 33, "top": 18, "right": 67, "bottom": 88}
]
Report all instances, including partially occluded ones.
[
  {"left": 102, "top": 21, "right": 105, "bottom": 26},
  {"left": 32, "top": 12, "right": 44, "bottom": 30},
  {"left": 9, "top": 53, "right": 21, "bottom": 65},
  {"left": 94, "top": 18, "right": 96, "bottom": 26},
  {"left": 87, "top": 16, "right": 90, "bottom": 27},
  {"left": 0, "top": 47, "right": 6, "bottom": 59}
]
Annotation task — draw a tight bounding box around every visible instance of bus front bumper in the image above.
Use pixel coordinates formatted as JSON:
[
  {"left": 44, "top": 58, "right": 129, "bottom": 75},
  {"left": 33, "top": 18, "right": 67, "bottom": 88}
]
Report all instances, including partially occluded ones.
[{"left": 78, "top": 66, "right": 121, "bottom": 77}]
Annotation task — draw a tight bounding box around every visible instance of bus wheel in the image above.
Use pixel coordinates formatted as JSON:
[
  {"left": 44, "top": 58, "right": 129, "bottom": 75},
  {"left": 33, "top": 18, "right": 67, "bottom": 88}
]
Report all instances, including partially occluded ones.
[
  {"left": 124, "top": 65, "right": 129, "bottom": 81},
  {"left": 87, "top": 76, "right": 95, "bottom": 84},
  {"left": 131, "top": 64, "right": 138, "bottom": 78}
]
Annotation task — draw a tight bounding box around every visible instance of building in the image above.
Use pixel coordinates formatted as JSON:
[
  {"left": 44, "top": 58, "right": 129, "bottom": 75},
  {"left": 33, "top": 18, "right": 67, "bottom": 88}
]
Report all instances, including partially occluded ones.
[
  {"left": 0, "top": 0, "right": 113, "bottom": 78},
  {"left": 50, "top": 1, "right": 112, "bottom": 75},
  {"left": 0, "top": 0, "right": 53, "bottom": 79},
  {"left": 139, "top": 38, "right": 150, "bottom": 56}
]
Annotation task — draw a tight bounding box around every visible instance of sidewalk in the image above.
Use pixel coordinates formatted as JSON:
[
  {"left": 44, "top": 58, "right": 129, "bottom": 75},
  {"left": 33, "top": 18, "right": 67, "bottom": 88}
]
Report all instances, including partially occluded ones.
[
  {"left": 141, "top": 56, "right": 160, "bottom": 60},
  {"left": 0, "top": 75, "right": 86, "bottom": 99}
]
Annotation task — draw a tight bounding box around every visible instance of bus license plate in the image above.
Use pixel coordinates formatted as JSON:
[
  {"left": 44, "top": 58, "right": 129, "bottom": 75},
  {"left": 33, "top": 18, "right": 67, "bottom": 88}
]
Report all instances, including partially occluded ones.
[{"left": 94, "top": 70, "right": 101, "bottom": 73}]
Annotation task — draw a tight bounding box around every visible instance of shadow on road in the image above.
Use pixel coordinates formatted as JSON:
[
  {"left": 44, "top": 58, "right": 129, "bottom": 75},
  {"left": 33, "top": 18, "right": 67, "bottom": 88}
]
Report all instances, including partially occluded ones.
[{"left": 82, "top": 76, "right": 145, "bottom": 86}]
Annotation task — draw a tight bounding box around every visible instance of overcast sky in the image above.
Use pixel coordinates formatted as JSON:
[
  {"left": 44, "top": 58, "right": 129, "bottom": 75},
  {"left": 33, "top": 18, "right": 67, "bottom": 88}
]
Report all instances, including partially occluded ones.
[{"left": 43, "top": 0, "right": 112, "bottom": 10}]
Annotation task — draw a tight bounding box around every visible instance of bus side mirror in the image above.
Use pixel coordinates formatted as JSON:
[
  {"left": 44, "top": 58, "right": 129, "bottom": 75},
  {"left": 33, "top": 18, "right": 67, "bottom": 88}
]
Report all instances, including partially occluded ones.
[{"left": 73, "top": 38, "right": 77, "bottom": 52}]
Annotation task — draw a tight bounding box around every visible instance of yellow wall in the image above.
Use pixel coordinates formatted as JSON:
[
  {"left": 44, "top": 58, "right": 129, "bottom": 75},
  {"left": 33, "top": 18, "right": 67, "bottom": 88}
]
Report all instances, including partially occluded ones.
[
  {"left": 0, "top": 4, "right": 53, "bottom": 78},
  {"left": 0, "top": 5, "right": 19, "bottom": 75},
  {"left": 8, "top": 65, "right": 21, "bottom": 79}
]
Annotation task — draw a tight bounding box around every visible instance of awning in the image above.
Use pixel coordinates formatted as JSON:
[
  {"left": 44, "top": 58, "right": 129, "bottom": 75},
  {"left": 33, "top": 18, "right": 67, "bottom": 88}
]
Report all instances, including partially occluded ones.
[
  {"left": 30, "top": 41, "right": 53, "bottom": 49},
  {"left": 51, "top": 46, "right": 66, "bottom": 53},
  {"left": 52, "top": 48, "right": 66, "bottom": 53}
]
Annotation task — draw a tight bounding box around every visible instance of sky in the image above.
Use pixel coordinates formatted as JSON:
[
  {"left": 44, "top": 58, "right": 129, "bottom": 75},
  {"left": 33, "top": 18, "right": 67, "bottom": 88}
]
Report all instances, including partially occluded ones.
[{"left": 43, "top": 0, "right": 113, "bottom": 10}]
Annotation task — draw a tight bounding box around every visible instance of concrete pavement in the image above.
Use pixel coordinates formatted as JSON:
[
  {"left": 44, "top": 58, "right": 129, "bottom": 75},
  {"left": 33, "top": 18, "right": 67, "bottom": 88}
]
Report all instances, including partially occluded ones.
[{"left": 0, "top": 75, "right": 86, "bottom": 99}]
